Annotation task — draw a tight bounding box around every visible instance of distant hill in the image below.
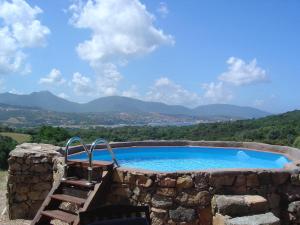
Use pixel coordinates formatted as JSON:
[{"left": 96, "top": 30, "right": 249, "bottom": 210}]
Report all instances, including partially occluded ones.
[
  {"left": 0, "top": 103, "right": 197, "bottom": 127},
  {"left": 192, "top": 104, "right": 270, "bottom": 119},
  {"left": 0, "top": 91, "right": 80, "bottom": 112},
  {"left": 0, "top": 91, "right": 271, "bottom": 120}
]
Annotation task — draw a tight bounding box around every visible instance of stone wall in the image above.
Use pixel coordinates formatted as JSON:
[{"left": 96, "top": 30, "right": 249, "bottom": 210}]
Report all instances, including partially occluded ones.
[
  {"left": 106, "top": 168, "right": 300, "bottom": 225},
  {"left": 7, "top": 143, "right": 62, "bottom": 219}
]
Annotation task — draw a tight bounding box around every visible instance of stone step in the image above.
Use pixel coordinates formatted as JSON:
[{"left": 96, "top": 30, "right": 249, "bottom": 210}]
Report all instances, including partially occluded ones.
[
  {"left": 225, "top": 212, "right": 280, "bottom": 225},
  {"left": 212, "top": 195, "right": 269, "bottom": 217}
]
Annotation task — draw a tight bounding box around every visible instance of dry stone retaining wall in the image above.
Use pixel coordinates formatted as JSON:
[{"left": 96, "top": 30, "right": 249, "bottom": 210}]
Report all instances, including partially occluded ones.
[
  {"left": 107, "top": 168, "right": 300, "bottom": 225},
  {"left": 7, "top": 143, "right": 62, "bottom": 219}
]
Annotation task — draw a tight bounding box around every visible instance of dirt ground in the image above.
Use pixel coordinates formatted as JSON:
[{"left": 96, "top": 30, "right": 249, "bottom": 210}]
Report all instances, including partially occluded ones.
[{"left": 0, "top": 171, "right": 31, "bottom": 225}]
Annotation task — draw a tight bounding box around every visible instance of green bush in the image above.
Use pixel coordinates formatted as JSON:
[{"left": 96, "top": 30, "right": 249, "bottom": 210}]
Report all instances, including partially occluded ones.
[
  {"left": 293, "top": 136, "right": 300, "bottom": 149},
  {"left": 0, "top": 135, "right": 17, "bottom": 170},
  {"left": 32, "top": 126, "right": 71, "bottom": 146}
]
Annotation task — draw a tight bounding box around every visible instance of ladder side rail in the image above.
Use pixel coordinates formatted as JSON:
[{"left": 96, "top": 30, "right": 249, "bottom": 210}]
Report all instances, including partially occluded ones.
[{"left": 63, "top": 136, "right": 89, "bottom": 181}]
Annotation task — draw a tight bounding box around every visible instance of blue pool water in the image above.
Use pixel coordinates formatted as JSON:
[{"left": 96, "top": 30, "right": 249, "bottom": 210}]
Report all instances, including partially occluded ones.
[{"left": 69, "top": 146, "right": 291, "bottom": 172}]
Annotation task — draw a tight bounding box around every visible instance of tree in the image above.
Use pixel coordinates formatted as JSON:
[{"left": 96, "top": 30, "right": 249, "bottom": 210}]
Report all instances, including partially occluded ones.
[
  {"left": 0, "top": 135, "right": 17, "bottom": 170},
  {"left": 32, "top": 126, "right": 71, "bottom": 146},
  {"left": 293, "top": 136, "right": 300, "bottom": 149}
]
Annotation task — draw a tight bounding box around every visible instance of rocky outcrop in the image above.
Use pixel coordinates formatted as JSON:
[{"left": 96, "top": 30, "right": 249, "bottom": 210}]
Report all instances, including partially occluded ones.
[{"left": 7, "top": 143, "right": 62, "bottom": 219}]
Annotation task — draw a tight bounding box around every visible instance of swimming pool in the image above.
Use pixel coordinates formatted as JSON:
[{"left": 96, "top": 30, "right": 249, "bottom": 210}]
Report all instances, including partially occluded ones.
[{"left": 69, "top": 146, "right": 291, "bottom": 172}]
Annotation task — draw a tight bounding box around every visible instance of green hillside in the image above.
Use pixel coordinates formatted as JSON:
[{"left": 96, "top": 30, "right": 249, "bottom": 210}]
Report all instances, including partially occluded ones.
[
  {"left": 0, "top": 132, "right": 31, "bottom": 144},
  {"left": 28, "top": 110, "right": 300, "bottom": 148}
]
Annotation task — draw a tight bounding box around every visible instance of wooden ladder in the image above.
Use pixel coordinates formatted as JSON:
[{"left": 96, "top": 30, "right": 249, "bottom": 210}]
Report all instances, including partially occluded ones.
[{"left": 31, "top": 160, "right": 114, "bottom": 225}]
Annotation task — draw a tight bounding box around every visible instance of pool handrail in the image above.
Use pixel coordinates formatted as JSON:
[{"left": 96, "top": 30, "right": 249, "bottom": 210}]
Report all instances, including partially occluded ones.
[
  {"left": 90, "top": 138, "right": 120, "bottom": 167},
  {"left": 87, "top": 138, "right": 119, "bottom": 184},
  {"left": 62, "top": 136, "right": 89, "bottom": 181}
]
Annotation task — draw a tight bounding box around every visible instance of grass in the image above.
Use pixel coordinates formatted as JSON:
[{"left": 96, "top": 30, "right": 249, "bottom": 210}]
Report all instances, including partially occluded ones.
[{"left": 0, "top": 132, "right": 31, "bottom": 144}]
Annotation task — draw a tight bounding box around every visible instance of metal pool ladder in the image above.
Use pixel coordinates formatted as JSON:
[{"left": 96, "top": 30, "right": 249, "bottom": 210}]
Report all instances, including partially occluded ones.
[{"left": 63, "top": 137, "right": 119, "bottom": 184}]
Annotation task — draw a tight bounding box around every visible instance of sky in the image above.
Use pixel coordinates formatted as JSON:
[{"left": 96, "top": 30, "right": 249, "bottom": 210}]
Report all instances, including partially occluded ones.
[{"left": 0, "top": 0, "right": 299, "bottom": 113}]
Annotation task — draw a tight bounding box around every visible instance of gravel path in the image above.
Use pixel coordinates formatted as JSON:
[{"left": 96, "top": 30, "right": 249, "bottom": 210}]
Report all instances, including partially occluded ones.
[{"left": 0, "top": 171, "right": 31, "bottom": 225}]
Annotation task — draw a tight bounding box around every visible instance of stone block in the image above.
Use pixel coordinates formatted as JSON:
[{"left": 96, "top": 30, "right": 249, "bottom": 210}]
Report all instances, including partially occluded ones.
[
  {"left": 212, "top": 195, "right": 268, "bottom": 217},
  {"left": 151, "top": 207, "right": 168, "bottom": 219},
  {"left": 152, "top": 194, "right": 173, "bottom": 208},
  {"left": 194, "top": 173, "right": 209, "bottom": 190},
  {"left": 257, "top": 172, "right": 272, "bottom": 185},
  {"left": 159, "top": 177, "right": 176, "bottom": 188},
  {"left": 210, "top": 174, "right": 236, "bottom": 187},
  {"left": 288, "top": 201, "right": 300, "bottom": 217},
  {"left": 157, "top": 188, "right": 176, "bottom": 197},
  {"left": 225, "top": 212, "right": 280, "bottom": 225},
  {"left": 246, "top": 174, "right": 259, "bottom": 187},
  {"left": 136, "top": 175, "right": 153, "bottom": 188},
  {"left": 177, "top": 176, "right": 193, "bottom": 189},
  {"left": 169, "top": 206, "right": 196, "bottom": 222},
  {"left": 234, "top": 175, "right": 246, "bottom": 186},
  {"left": 291, "top": 174, "right": 300, "bottom": 186},
  {"left": 271, "top": 171, "right": 289, "bottom": 185}
]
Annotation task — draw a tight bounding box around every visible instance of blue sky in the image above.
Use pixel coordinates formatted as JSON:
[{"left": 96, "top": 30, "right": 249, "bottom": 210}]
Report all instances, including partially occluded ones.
[{"left": 0, "top": 0, "right": 299, "bottom": 113}]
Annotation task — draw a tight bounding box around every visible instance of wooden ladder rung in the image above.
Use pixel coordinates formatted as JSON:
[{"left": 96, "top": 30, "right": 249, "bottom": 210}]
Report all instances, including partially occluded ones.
[
  {"left": 41, "top": 210, "right": 77, "bottom": 224},
  {"left": 50, "top": 194, "right": 86, "bottom": 206}
]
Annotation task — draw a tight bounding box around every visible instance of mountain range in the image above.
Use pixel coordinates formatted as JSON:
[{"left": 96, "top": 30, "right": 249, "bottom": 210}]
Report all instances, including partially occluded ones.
[
  {"left": 0, "top": 91, "right": 270, "bottom": 117},
  {"left": 0, "top": 91, "right": 271, "bottom": 127}
]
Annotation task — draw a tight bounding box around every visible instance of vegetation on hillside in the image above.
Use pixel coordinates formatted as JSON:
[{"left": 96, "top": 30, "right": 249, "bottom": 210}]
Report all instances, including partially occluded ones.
[
  {"left": 0, "top": 136, "right": 17, "bottom": 169},
  {"left": 26, "top": 110, "right": 300, "bottom": 148},
  {"left": 1, "top": 110, "right": 300, "bottom": 170},
  {"left": 0, "top": 132, "right": 31, "bottom": 144}
]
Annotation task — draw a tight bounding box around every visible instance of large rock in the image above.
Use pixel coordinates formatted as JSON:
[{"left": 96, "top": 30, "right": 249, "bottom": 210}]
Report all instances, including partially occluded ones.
[
  {"left": 169, "top": 206, "right": 196, "bottom": 222},
  {"left": 225, "top": 212, "right": 280, "bottom": 225},
  {"left": 9, "top": 143, "right": 61, "bottom": 158},
  {"left": 212, "top": 195, "right": 268, "bottom": 217}
]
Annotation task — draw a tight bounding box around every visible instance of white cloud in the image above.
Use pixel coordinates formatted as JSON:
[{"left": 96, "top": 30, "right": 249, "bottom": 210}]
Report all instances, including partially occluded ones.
[
  {"left": 0, "top": 0, "right": 50, "bottom": 75},
  {"left": 0, "top": 27, "right": 27, "bottom": 75},
  {"left": 157, "top": 2, "right": 169, "bottom": 18},
  {"left": 122, "top": 85, "right": 140, "bottom": 99},
  {"left": 8, "top": 88, "right": 22, "bottom": 95},
  {"left": 146, "top": 77, "right": 201, "bottom": 106},
  {"left": 58, "top": 92, "right": 69, "bottom": 99},
  {"left": 70, "top": 0, "right": 174, "bottom": 65},
  {"left": 69, "top": 0, "right": 174, "bottom": 97},
  {"left": 39, "top": 69, "right": 66, "bottom": 85},
  {"left": 94, "top": 63, "right": 122, "bottom": 96},
  {"left": 71, "top": 72, "right": 93, "bottom": 96},
  {"left": 202, "top": 82, "right": 233, "bottom": 103},
  {"left": 218, "top": 57, "right": 268, "bottom": 86}
]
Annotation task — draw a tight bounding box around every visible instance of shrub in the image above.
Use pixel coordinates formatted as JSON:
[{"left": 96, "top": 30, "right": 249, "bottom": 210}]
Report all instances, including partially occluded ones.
[
  {"left": 293, "top": 136, "right": 300, "bottom": 149},
  {"left": 0, "top": 135, "right": 17, "bottom": 170},
  {"left": 32, "top": 126, "right": 71, "bottom": 146}
]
